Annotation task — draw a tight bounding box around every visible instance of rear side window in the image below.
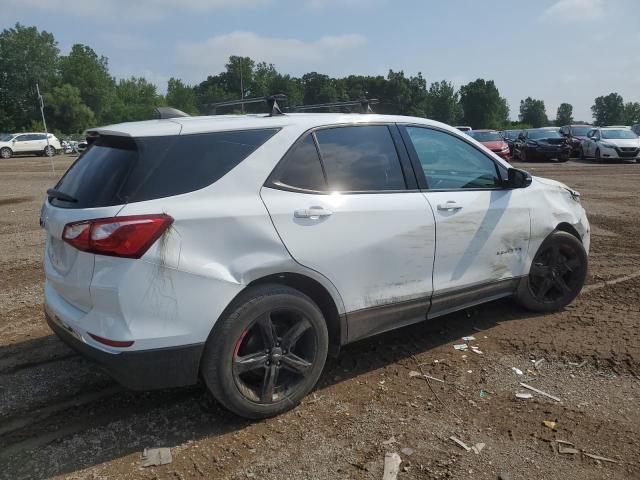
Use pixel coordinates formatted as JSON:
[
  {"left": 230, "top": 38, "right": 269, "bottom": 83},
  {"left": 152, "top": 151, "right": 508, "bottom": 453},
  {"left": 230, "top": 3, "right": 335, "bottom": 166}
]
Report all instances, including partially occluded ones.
[
  {"left": 272, "top": 134, "right": 327, "bottom": 192},
  {"left": 315, "top": 126, "right": 406, "bottom": 192},
  {"left": 51, "top": 129, "right": 279, "bottom": 208}
]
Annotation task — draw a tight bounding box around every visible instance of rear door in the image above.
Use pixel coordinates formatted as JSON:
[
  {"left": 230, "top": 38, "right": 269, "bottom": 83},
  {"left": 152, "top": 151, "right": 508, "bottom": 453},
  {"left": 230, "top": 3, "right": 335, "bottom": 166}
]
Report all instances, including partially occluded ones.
[
  {"left": 261, "top": 125, "right": 436, "bottom": 340},
  {"left": 11, "top": 134, "right": 31, "bottom": 153},
  {"left": 400, "top": 125, "right": 530, "bottom": 316}
]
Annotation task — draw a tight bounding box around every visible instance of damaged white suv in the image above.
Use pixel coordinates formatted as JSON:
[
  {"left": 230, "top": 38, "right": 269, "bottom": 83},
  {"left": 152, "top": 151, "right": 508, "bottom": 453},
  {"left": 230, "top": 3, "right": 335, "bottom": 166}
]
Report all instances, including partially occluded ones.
[{"left": 42, "top": 108, "right": 589, "bottom": 418}]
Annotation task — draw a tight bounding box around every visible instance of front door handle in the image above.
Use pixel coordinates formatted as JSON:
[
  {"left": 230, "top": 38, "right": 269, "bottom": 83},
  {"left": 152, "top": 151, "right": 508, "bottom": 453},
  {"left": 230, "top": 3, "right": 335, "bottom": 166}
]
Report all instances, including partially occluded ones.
[
  {"left": 294, "top": 207, "right": 333, "bottom": 219},
  {"left": 437, "top": 201, "right": 463, "bottom": 211}
]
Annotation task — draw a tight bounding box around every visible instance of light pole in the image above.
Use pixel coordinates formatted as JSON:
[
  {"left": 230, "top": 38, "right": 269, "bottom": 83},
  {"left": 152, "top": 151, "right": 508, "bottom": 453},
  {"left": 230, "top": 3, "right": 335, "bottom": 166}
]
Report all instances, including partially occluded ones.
[{"left": 36, "top": 83, "right": 55, "bottom": 174}]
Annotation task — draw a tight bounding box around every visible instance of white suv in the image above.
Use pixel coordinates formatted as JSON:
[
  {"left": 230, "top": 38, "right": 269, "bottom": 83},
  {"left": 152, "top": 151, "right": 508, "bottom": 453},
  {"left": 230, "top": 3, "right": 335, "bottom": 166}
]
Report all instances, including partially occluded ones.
[
  {"left": 41, "top": 110, "right": 590, "bottom": 418},
  {"left": 0, "top": 132, "right": 61, "bottom": 158}
]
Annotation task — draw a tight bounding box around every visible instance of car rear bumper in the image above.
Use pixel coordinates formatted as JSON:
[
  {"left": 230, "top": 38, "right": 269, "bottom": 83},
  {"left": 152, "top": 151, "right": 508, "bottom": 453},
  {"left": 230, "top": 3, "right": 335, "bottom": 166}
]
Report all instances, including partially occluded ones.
[{"left": 46, "top": 308, "right": 204, "bottom": 390}]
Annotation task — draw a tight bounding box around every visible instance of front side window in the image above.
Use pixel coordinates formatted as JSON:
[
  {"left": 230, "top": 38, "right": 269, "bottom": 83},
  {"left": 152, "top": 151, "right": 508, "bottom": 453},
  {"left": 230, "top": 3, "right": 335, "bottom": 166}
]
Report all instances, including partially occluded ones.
[
  {"left": 405, "top": 127, "right": 501, "bottom": 190},
  {"left": 314, "top": 125, "right": 406, "bottom": 192}
]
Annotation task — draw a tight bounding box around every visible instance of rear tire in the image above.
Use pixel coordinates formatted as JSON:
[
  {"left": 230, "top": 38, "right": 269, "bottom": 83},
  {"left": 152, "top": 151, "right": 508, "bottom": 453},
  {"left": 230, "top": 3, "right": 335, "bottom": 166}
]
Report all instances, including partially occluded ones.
[
  {"left": 515, "top": 231, "right": 587, "bottom": 313},
  {"left": 44, "top": 145, "right": 56, "bottom": 157},
  {"left": 0, "top": 147, "right": 12, "bottom": 159},
  {"left": 521, "top": 149, "right": 528, "bottom": 162},
  {"left": 201, "top": 284, "right": 329, "bottom": 419},
  {"left": 579, "top": 147, "right": 585, "bottom": 161}
]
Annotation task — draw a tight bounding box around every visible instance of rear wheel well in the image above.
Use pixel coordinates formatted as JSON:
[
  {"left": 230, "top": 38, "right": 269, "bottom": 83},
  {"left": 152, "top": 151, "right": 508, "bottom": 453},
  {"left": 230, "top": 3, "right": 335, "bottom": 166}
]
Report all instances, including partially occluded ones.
[
  {"left": 248, "top": 273, "right": 343, "bottom": 356},
  {"left": 555, "top": 222, "right": 581, "bottom": 242}
]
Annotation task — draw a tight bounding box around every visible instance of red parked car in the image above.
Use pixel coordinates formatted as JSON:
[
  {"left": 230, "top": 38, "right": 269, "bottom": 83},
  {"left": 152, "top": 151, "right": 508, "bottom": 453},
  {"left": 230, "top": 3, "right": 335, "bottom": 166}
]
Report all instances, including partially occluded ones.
[{"left": 469, "top": 130, "right": 510, "bottom": 159}]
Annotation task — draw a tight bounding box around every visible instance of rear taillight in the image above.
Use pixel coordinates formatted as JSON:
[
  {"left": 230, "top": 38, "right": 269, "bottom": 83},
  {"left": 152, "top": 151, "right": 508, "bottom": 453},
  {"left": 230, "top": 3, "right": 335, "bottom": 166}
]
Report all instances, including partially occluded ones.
[{"left": 62, "top": 214, "right": 173, "bottom": 258}]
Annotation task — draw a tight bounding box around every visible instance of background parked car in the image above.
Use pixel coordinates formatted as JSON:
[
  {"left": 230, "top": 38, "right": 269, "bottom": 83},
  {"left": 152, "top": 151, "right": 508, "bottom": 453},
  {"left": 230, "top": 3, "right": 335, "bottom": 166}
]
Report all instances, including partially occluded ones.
[
  {"left": 631, "top": 124, "right": 640, "bottom": 135},
  {"left": 580, "top": 127, "right": 640, "bottom": 163},
  {"left": 469, "top": 129, "right": 510, "bottom": 159},
  {"left": 560, "top": 124, "right": 593, "bottom": 157},
  {"left": 455, "top": 126, "right": 473, "bottom": 134},
  {"left": 0, "top": 132, "right": 61, "bottom": 159},
  {"left": 513, "top": 128, "right": 570, "bottom": 162},
  {"left": 501, "top": 129, "right": 521, "bottom": 156}
]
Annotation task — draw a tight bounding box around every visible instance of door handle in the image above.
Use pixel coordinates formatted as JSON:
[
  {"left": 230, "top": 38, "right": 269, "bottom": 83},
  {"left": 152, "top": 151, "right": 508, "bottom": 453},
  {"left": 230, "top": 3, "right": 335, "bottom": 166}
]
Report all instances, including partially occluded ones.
[
  {"left": 294, "top": 207, "right": 333, "bottom": 219},
  {"left": 437, "top": 201, "right": 463, "bottom": 211}
]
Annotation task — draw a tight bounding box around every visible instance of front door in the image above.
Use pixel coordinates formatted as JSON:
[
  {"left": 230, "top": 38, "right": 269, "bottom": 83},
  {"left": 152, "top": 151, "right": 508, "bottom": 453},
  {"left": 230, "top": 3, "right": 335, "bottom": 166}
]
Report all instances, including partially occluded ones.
[
  {"left": 261, "top": 125, "right": 436, "bottom": 341},
  {"left": 400, "top": 125, "right": 530, "bottom": 316}
]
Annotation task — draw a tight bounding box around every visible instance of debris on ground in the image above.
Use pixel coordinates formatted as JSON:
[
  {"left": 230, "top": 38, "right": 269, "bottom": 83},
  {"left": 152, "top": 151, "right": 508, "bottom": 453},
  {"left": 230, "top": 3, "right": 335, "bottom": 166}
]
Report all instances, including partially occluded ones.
[
  {"left": 140, "top": 448, "right": 172, "bottom": 467},
  {"left": 583, "top": 453, "right": 620, "bottom": 464},
  {"left": 461, "top": 336, "right": 476, "bottom": 341},
  {"left": 534, "top": 358, "right": 546, "bottom": 368},
  {"left": 520, "top": 382, "right": 561, "bottom": 402},
  {"left": 382, "top": 436, "right": 397, "bottom": 446},
  {"left": 382, "top": 452, "right": 402, "bottom": 480},
  {"left": 400, "top": 447, "right": 414, "bottom": 456},
  {"left": 515, "top": 392, "right": 533, "bottom": 400},
  {"left": 449, "top": 436, "right": 471, "bottom": 452},
  {"left": 568, "top": 360, "right": 588, "bottom": 368},
  {"left": 512, "top": 367, "right": 523, "bottom": 375},
  {"left": 558, "top": 445, "right": 580, "bottom": 455},
  {"left": 470, "top": 347, "right": 484, "bottom": 355},
  {"left": 480, "top": 390, "right": 487, "bottom": 398},
  {"left": 471, "top": 443, "right": 485, "bottom": 454},
  {"left": 408, "top": 370, "right": 444, "bottom": 383},
  {"left": 453, "top": 344, "right": 468, "bottom": 351},
  {"left": 543, "top": 420, "right": 557, "bottom": 430}
]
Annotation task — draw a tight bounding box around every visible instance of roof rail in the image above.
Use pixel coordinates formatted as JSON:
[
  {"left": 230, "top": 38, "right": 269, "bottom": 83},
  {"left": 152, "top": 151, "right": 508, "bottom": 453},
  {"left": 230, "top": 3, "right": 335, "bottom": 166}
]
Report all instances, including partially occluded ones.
[
  {"left": 204, "top": 94, "right": 286, "bottom": 116},
  {"left": 155, "top": 107, "right": 190, "bottom": 119},
  {"left": 287, "top": 98, "right": 379, "bottom": 114}
]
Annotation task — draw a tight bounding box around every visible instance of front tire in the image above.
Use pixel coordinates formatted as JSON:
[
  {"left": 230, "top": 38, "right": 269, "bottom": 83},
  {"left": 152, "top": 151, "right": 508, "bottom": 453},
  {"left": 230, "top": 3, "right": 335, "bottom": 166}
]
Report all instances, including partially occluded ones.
[
  {"left": 44, "top": 145, "right": 56, "bottom": 157},
  {"left": 201, "top": 284, "right": 329, "bottom": 419},
  {"left": 515, "top": 231, "right": 587, "bottom": 313},
  {"left": 0, "top": 147, "right": 12, "bottom": 159},
  {"left": 595, "top": 148, "right": 602, "bottom": 163}
]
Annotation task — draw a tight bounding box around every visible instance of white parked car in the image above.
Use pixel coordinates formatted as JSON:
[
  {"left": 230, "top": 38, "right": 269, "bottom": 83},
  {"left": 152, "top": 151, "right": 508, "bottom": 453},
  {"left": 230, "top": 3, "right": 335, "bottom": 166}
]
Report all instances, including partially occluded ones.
[
  {"left": 0, "top": 132, "right": 61, "bottom": 159},
  {"left": 41, "top": 111, "right": 590, "bottom": 418},
  {"left": 580, "top": 127, "right": 640, "bottom": 163}
]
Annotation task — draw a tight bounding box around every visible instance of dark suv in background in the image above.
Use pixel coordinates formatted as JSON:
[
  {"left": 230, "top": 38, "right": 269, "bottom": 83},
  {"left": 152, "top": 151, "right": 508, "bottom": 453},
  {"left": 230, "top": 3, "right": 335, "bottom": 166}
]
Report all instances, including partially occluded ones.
[
  {"left": 560, "top": 124, "right": 593, "bottom": 157},
  {"left": 514, "top": 128, "right": 570, "bottom": 162}
]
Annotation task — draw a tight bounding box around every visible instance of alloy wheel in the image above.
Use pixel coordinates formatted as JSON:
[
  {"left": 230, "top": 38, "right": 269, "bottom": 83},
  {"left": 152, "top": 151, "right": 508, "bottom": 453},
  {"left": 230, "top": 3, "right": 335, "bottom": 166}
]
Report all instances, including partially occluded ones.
[
  {"left": 528, "top": 243, "right": 585, "bottom": 303},
  {"left": 232, "top": 309, "right": 318, "bottom": 404}
]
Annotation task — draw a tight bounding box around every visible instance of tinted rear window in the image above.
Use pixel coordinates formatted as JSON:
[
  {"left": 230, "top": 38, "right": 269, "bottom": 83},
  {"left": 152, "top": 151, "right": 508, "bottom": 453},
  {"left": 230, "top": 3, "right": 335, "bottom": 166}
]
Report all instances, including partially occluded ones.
[
  {"left": 51, "top": 129, "right": 279, "bottom": 208},
  {"left": 273, "top": 134, "right": 327, "bottom": 192}
]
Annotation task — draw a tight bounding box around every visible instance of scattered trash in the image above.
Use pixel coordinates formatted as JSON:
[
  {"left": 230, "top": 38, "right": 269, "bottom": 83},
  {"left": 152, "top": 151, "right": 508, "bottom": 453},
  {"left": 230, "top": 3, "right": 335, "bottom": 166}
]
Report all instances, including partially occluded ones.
[
  {"left": 558, "top": 445, "right": 580, "bottom": 455},
  {"left": 382, "top": 436, "right": 397, "bottom": 446},
  {"left": 479, "top": 390, "right": 486, "bottom": 398},
  {"left": 400, "top": 447, "right": 414, "bottom": 456},
  {"left": 520, "top": 382, "right": 561, "bottom": 402},
  {"left": 467, "top": 370, "right": 473, "bottom": 374},
  {"left": 470, "top": 347, "right": 483, "bottom": 355},
  {"left": 140, "top": 448, "right": 172, "bottom": 467},
  {"left": 409, "top": 371, "right": 421, "bottom": 377},
  {"left": 461, "top": 336, "right": 476, "bottom": 341},
  {"left": 568, "top": 360, "right": 588, "bottom": 368},
  {"left": 556, "top": 440, "right": 574, "bottom": 446},
  {"left": 512, "top": 367, "right": 523, "bottom": 375},
  {"left": 462, "top": 354, "right": 468, "bottom": 359},
  {"left": 454, "top": 344, "right": 468, "bottom": 351},
  {"left": 543, "top": 420, "right": 557, "bottom": 430},
  {"left": 515, "top": 393, "right": 532, "bottom": 400},
  {"left": 382, "top": 452, "right": 402, "bottom": 480},
  {"left": 471, "top": 442, "right": 485, "bottom": 454},
  {"left": 583, "top": 453, "right": 619, "bottom": 464},
  {"left": 526, "top": 368, "right": 538, "bottom": 376},
  {"left": 534, "top": 358, "right": 546, "bottom": 368},
  {"left": 409, "top": 370, "right": 445, "bottom": 383},
  {"left": 449, "top": 436, "right": 471, "bottom": 452}
]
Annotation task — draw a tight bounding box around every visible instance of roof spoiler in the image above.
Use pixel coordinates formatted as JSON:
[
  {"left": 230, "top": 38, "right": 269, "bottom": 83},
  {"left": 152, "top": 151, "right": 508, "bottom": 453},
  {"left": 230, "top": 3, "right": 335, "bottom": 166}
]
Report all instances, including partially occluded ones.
[
  {"left": 287, "top": 98, "right": 378, "bottom": 114},
  {"left": 155, "top": 107, "right": 191, "bottom": 119},
  {"left": 203, "top": 95, "right": 286, "bottom": 116}
]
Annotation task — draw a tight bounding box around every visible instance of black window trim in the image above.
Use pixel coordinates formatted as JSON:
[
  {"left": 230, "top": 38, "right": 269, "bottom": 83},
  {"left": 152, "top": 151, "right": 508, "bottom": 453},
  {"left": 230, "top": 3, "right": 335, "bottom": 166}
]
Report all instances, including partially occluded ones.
[
  {"left": 397, "top": 123, "right": 509, "bottom": 192},
  {"left": 265, "top": 122, "right": 421, "bottom": 195}
]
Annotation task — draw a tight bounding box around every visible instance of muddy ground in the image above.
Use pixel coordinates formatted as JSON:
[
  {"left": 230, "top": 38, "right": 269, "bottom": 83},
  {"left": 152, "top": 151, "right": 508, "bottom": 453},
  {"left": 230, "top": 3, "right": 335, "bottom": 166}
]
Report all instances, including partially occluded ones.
[{"left": 0, "top": 154, "right": 639, "bottom": 480}]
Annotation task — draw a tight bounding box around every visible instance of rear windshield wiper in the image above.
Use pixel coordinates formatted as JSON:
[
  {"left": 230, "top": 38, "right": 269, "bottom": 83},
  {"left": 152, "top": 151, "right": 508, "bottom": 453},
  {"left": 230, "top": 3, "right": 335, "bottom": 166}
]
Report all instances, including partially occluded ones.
[{"left": 47, "top": 188, "right": 78, "bottom": 203}]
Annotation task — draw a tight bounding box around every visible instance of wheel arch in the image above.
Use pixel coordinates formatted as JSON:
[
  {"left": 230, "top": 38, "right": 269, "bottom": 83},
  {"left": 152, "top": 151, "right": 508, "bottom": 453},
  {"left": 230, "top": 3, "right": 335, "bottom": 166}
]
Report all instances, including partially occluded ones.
[{"left": 555, "top": 222, "right": 581, "bottom": 242}]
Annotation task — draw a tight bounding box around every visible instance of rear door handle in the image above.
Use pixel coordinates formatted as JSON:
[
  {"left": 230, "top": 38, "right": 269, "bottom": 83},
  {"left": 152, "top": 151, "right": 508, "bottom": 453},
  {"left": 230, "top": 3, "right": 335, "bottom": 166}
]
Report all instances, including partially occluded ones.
[
  {"left": 437, "top": 201, "right": 463, "bottom": 211},
  {"left": 294, "top": 207, "right": 333, "bottom": 219}
]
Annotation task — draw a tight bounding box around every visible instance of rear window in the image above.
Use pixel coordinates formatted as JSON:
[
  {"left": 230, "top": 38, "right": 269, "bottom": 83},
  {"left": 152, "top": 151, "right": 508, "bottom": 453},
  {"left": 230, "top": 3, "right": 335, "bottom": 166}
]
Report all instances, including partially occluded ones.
[{"left": 50, "top": 129, "right": 279, "bottom": 208}]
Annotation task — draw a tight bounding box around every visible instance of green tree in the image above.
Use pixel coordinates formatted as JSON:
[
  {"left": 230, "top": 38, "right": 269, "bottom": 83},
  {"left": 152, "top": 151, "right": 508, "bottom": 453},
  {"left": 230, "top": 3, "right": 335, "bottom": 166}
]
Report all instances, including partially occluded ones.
[
  {"left": 59, "top": 44, "right": 116, "bottom": 123},
  {"left": 622, "top": 101, "right": 640, "bottom": 125},
  {"left": 591, "top": 93, "right": 624, "bottom": 125},
  {"left": 0, "top": 23, "right": 59, "bottom": 131},
  {"left": 165, "top": 78, "right": 198, "bottom": 114},
  {"left": 555, "top": 103, "right": 573, "bottom": 126},
  {"left": 425, "top": 80, "right": 461, "bottom": 125},
  {"left": 44, "top": 83, "right": 95, "bottom": 133},
  {"left": 459, "top": 79, "right": 509, "bottom": 129},
  {"left": 112, "top": 77, "right": 160, "bottom": 122},
  {"left": 519, "top": 97, "right": 548, "bottom": 128}
]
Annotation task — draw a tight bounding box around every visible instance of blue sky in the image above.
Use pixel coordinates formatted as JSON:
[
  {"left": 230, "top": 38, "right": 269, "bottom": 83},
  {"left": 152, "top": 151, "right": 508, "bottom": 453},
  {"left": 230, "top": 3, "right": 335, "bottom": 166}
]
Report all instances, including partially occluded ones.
[{"left": 2, "top": 0, "right": 639, "bottom": 121}]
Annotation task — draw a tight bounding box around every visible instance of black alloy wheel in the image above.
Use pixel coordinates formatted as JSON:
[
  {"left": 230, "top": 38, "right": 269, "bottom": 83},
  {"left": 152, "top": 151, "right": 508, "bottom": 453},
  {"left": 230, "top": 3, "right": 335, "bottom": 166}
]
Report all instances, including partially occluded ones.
[{"left": 528, "top": 243, "right": 585, "bottom": 303}]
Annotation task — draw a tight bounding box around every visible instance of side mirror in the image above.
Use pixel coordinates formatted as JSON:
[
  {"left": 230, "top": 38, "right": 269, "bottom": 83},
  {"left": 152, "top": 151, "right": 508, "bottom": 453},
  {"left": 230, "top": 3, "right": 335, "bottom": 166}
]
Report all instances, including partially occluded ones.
[{"left": 506, "top": 168, "right": 532, "bottom": 189}]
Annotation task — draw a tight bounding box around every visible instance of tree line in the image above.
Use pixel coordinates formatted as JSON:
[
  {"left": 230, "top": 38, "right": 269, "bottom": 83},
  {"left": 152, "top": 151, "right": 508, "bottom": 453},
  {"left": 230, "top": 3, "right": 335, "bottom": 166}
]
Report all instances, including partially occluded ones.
[{"left": 1, "top": 23, "right": 639, "bottom": 137}]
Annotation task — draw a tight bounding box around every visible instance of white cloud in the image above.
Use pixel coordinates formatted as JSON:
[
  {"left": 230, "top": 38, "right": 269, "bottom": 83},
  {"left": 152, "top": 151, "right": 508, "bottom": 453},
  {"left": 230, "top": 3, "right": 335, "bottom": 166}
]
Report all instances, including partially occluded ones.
[
  {"left": 1, "top": 0, "right": 270, "bottom": 21},
  {"left": 176, "top": 31, "right": 368, "bottom": 80},
  {"left": 543, "top": 0, "right": 604, "bottom": 21}
]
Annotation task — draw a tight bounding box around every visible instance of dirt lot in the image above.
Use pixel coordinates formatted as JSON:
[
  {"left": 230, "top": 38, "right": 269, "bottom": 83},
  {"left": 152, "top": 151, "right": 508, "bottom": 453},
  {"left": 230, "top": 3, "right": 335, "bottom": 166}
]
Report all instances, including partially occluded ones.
[{"left": 1, "top": 154, "right": 639, "bottom": 480}]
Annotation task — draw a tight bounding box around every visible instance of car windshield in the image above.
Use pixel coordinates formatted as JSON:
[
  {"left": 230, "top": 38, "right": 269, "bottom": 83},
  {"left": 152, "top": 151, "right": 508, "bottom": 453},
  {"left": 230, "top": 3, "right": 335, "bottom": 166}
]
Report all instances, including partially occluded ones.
[
  {"left": 504, "top": 130, "right": 520, "bottom": 140},
  {"left": 571, "top": 126, "right": 591, "bottom": 136},
  {"left": 471, "top": 131, "right": 502, "bottom": 142},
  {"left": 0, "top": 133, "right": 14, "bottom": 141},
  {"left": 529, "top": 130, "right": 562, "bottom": 140},
  {"left": 601, "top": 129, "right": 638, "bottom": 140}
]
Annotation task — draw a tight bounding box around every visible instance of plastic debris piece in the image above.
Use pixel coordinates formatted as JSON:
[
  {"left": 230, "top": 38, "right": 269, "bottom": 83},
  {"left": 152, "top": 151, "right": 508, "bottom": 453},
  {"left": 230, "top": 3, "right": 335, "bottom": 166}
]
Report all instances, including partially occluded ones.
[
  {"left": 382, "top": 436, "right": 397, "bottom": 446},
  {"left": 140, "top": 448, "right": 172, "bottom": 467},
  {"left": 454, "top": 344, "right": 468, "bottom": 351},
  {"left": 383, "top": 452, "right": 402, "bottom": 480},
  {"left": 409, "top": 371, "right": 421, "bottom": 377},
  {"left": 462, "top": 336, "right": 476, "bottom": 341},
  {"left": 471, "top": 442, "right": 485, "bottom": 454},
  {"left": 543, "top": 420, "right": 557, "bottom": 429},
  {"left": 470, "top": 348, "right": 483, "bottom": 355},
  {"left": 583, "top": 453, "right": 619, "bottom": 464},
  {"left": 467, "top": 370, "right": 473, "bottom": 374},
  {"left": 558, "top": 446, "right": 580, "bottom": 455},
  {"left": 401, "top": 447, "right": 414, "bottom": 456},
  {"left": 512, "top": 367, "right": 523, "bottom": 375},
  {"left": 515, "top": 393, "right": 532, "bottom": 399},
  {"left": 526, "top": 368, "right": 538, "bottom": 376},
  {"left": 479, "top": 390, "right": 486, "bottom": 398},
  {"left": 520, "top": 382, "right": 561, "bottom": 402},
  {"left": 534, "top": 358, "right": 545, "bottom": 368},
  {"left": 556, "top": 440, "right": 574, "bottom": 446},
  {"left": 449, "top": 436, "right": 471, "bottom": 452}
]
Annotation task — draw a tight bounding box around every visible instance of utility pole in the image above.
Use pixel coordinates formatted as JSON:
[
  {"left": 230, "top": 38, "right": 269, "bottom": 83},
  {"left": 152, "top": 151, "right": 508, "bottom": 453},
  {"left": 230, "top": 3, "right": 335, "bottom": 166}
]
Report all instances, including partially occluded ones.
[
  {"left": 36, "top": 83, "right": 55, "bottom": 174},
  {"left": 240, "top": 60, "right": 244, "bottom": 114}
]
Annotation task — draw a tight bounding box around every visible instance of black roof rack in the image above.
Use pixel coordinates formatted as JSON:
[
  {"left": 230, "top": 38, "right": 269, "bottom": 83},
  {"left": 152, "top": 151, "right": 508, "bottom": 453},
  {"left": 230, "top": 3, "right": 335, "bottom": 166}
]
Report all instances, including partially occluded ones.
[
  {"left": 287, "top": 98, "right": 379, "bottom": 114},
  {"left": 155, "top": 107, "right": 190, "bottom": 119},
  {"left": 204, "top": 94, "right": 286, "bottom": 116}
]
